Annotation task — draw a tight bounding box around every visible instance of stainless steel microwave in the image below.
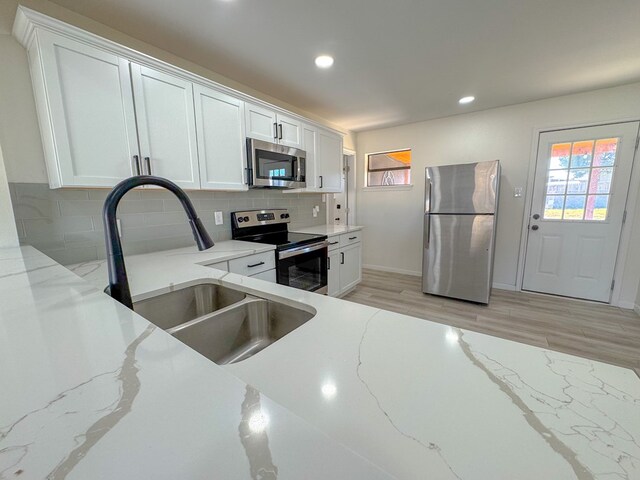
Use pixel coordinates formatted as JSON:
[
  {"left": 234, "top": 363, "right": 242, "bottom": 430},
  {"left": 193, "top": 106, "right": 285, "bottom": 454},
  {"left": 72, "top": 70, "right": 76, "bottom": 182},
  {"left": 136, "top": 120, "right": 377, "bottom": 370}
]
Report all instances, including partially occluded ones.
[{"left": 246, "top": 138, "right": 306, "bottom": 189}]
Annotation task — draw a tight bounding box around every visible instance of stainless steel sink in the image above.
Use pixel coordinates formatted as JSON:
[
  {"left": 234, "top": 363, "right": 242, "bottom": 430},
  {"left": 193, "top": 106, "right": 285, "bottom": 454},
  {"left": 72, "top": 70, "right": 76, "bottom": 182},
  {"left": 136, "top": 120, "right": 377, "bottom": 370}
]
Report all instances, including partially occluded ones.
[
  {"left": 133, "top": 283, "right": 314, "bottom": 364},
  {"left": 169, "top": 297, "right": 314, "bottom": 364},
  {"left": 133, "top": 284, "right": 246, "bottom": 330}
]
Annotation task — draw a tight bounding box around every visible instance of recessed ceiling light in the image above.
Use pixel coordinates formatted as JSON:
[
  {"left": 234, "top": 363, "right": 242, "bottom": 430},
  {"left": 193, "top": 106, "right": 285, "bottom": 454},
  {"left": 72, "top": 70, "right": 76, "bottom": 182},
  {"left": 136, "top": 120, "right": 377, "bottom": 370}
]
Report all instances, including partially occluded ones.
[
  {"left": 315, "top": 55, "right": 334, "bottom": 69},
  {"left": 459, "top": 96, "right": 475, "bottom": 105}
]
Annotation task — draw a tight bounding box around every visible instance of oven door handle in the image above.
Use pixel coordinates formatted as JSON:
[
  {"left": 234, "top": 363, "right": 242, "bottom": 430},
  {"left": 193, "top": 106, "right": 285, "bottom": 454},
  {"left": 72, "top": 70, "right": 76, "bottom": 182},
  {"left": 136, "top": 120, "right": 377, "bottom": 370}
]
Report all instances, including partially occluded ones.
[{"left": 278, "top": 241, "right": 329, "bottom": 260}]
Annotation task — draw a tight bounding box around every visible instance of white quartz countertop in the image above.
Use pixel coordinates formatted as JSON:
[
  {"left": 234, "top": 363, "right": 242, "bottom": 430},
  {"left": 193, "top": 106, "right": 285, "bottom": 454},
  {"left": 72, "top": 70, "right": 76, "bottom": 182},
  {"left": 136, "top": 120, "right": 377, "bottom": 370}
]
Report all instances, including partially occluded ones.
[
  {"left": 0, "top": 246, "right": 395, "bottom": 479},
  {"left": 5, "top": 241, "right": 640, "bottom": 480},
  {"left": 292, "top": 224, "right": 363, "bottom": 236}
]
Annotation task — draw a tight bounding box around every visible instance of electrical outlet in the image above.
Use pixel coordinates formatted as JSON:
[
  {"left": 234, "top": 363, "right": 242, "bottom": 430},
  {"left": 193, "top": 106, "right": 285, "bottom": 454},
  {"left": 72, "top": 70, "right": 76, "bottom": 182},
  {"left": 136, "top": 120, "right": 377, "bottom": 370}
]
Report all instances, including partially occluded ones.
[
  {"left": 312, "top": 208, "right": 318, "bottom": 218},
  {"left": 214, "top": 211, "right": 223, "bottom": 225},
  {"left": 514, "top": 187, "right": 523, "bottom": 198}
]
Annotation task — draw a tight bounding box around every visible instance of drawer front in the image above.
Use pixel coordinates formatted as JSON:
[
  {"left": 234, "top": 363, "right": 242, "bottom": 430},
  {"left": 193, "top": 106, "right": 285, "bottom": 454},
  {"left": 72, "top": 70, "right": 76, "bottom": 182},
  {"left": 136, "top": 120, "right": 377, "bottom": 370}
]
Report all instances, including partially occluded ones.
[
  {"left": 228, "top": 251, "right": 276, "bottom": 277},
  {"left": 206, "top": 261, "right": 229, "bottom": 272},
  {"left": 340, "top": 231, "right": 361, "bottom": 247},
  {"left": 327, "top": 235, "right": 341, "bottom": 251}
]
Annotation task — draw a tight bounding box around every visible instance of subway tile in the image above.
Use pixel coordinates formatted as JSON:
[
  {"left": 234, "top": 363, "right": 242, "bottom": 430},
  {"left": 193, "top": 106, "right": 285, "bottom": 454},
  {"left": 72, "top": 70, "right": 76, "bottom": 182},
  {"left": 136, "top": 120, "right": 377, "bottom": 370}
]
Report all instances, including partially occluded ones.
[
  {"left": 59, "top": 200, "right": 103, "bottom": 216},
  {"left": 121, "top": 223, "right": 193, "bottom": 242},
  {"left": 23, "top": 216, "right": 93, "bottom": 238},
  {"left": 116, "top": 199, "right": 164, "bottom": 214},
  {"left": 88, "top": 188, "right": 139, "bottom": 202},
  {"left": 13, "top": 196, "right": 61, "bottom": 220},
  {"left": 63, "top": 230, "right": 105, "bottom": 246},
  {"left": 142, "top": 235, "right": 194, "bottom": 254},
  {"left": 143, "top": 211, "right": 192, "bottom": 227},
  {"left": 91, "top": 213, "right": 146, "bottom": 233},
  {"left": 25, "top": 234, "right": 66, "bottom": 251}
]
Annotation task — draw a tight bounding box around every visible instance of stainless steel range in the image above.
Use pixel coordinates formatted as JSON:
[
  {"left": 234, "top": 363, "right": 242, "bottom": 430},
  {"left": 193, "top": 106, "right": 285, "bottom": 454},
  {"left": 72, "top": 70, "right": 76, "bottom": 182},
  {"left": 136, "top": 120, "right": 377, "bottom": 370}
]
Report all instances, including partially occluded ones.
[{"left": 231, "top": 209, "right": 328, "bottom": 294}]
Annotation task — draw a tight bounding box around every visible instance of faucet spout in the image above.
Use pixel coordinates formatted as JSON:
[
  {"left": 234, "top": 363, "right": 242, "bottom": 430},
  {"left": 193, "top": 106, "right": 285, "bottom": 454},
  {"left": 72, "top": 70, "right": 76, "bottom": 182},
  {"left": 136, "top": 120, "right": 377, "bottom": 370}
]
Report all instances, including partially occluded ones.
[{"left": 103, "top": 175, "right": 214, "bottom": 309}]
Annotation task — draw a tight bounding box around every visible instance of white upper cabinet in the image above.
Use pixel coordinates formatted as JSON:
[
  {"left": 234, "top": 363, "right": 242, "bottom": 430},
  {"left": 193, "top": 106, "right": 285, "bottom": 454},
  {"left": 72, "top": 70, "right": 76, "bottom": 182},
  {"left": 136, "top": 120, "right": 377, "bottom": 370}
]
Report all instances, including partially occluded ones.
[
  {"left": 317, "top": 128, "right": 343, "bottom": 192},
  {"left": 245, "top": 102, "right": 277, "bottom": 143},
  {"left": 276, "top": 113, "right": 302, "bottom": 148},
  {"left": 33, "top": 30, "right": 139, "bottom": 188},
  {"left": 194, "top": 84, "right": 247, "bottom": 191},
  {"left": 245, "top": 102, "right": 302, "bottom": 148},
  {"left": 16, "top": 7, "right": 340, "bottom": 191},
  {"left": 131, "top": 64, "right": 200, "bottom": 189}
]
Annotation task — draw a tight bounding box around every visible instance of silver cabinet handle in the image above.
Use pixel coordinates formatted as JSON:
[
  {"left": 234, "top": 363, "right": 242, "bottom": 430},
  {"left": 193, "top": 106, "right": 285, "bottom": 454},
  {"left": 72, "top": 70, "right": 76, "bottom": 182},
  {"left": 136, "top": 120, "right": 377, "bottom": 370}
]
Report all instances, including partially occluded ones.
[
  {"left": 132, "top": 155, "right": 141, "bottom": 175},
  {"left": 144, "top": 156, "right": 152, "bottom": 175},
  {"left": 247, "top": 261, "right": 265, "bottom": 268}
]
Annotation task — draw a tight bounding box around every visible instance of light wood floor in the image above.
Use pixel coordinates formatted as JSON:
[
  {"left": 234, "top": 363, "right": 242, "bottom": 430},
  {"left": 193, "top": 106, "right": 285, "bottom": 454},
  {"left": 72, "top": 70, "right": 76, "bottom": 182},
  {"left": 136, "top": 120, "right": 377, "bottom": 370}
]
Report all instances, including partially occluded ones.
[{"left": 343, "top": 269, "right": 640, "bottom": 376}]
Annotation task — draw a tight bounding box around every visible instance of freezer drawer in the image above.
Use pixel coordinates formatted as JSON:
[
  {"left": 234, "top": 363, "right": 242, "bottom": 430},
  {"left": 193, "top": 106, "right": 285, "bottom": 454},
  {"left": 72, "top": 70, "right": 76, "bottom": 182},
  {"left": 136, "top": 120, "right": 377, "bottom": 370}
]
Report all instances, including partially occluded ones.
[{"left": 422, "top": 214, "right": 495, "bottom": 303}]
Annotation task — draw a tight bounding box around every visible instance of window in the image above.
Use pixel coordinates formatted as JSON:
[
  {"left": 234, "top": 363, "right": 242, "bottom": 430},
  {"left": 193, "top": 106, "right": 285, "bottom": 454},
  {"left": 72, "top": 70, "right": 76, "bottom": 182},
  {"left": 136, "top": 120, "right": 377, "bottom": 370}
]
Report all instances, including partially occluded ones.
[
  {"left": 366, "top": 149, "right": 411, "bottom": 186},
  {"left": 543, "top": 138, "right": 618, "bottom": 221}
]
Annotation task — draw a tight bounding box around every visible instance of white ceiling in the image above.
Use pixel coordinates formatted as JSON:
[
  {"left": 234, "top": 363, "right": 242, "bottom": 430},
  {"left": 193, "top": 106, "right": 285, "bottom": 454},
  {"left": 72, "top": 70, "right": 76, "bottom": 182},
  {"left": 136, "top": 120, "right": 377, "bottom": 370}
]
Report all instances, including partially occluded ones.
[{"left": 45, "top": 0, "right": 640, "bottom": 132}]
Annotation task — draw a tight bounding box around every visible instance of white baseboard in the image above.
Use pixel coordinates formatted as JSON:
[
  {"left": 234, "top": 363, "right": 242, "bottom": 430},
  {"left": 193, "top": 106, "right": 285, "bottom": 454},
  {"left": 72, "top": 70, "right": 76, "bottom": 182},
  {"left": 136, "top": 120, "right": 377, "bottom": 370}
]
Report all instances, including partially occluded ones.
[
  {"left": 362, "top": 263, "right": 421, "bottom": 277},
  {"left": 492, "top": 282, "right": 517, "bottom": 291}
]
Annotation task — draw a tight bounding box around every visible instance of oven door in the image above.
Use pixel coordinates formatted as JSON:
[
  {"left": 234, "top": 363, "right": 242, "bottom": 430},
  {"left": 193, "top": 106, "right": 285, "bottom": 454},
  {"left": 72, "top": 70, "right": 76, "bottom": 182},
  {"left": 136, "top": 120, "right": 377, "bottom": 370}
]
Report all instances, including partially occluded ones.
[
  {"left": 277, "top": 242, "right": 328, "bottom": 294},
  {"left": 248, "top": 138, "right": 306, "bottom": 189}
]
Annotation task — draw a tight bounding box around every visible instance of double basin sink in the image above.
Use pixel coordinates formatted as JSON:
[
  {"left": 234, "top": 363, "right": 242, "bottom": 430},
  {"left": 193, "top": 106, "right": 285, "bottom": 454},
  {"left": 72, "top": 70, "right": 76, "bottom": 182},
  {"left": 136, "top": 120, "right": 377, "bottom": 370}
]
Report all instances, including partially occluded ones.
[{"left": 134, "top": 284, "right": 314, "bottom": 364}]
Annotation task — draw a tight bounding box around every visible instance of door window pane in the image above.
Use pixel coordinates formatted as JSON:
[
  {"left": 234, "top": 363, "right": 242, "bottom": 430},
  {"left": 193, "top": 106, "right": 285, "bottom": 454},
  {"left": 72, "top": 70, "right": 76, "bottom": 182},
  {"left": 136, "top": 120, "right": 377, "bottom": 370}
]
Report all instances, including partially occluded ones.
[
  {"left": 549, "top": 143, "right": 571, "bottom": 169},
  {"left": 544, "top": 195, "right": 565, "bottom": 219},
  {"left": 543, "top": 138, "right": 618, "bottom": 222},
  {"left": 593, "top": 138, "right": 617, "bottom": 167},
  {"left": 585, "top": 195, "right": 609, "bottom": 220},
  {"left": 589, "top": 167, "right": 613, "bottom": 194},
  {"left": 570, "top": 141, "right": 594, "bottom": 168},
  {"left": 546, "top": 169, "right": 568, "bottom": 194},
  {"left": 567, "top": 169, "right": 589, "bottom": 194},
  {"left": 563, "top": 195, "right": 586, "bottom": 220}
]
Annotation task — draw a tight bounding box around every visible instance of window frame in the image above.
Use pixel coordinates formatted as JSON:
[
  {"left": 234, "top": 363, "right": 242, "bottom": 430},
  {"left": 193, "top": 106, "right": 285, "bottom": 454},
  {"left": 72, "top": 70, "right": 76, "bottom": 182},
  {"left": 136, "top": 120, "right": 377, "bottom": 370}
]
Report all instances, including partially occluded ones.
[{"left": 364, "top": 148, "right": 413, "bottom": 189}]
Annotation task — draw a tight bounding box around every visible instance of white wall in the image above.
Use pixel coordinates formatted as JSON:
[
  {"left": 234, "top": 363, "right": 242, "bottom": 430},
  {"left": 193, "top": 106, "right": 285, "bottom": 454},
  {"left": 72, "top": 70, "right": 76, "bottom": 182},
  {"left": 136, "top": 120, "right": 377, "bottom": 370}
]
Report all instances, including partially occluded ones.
[
  {"left": 356, "top": 82, "right": 640, "bottom": 306},
  {"left": 0, "top": 142, "right": 18, "bottom": 247}
]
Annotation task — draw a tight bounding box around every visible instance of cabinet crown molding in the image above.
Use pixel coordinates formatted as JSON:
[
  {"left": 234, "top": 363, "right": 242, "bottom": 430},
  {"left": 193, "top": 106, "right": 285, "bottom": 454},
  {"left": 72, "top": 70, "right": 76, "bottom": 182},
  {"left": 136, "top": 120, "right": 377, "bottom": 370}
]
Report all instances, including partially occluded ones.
[{"left": 11, "top": 5, "right": 344, "bottom": 137}]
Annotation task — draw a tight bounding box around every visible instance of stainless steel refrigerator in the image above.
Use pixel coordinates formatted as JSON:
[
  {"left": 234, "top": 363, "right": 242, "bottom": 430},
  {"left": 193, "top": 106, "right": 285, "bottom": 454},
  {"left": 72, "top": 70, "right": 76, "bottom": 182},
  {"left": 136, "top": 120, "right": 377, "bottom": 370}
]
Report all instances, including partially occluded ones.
[{"left": 422, "top": 160, "right": 500, "bottom": 304}]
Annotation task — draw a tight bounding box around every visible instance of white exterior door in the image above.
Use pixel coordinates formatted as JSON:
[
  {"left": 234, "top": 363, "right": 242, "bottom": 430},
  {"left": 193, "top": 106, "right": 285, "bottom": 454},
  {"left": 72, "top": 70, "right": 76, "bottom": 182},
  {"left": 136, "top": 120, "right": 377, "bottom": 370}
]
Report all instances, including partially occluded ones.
[
  {"left": 131, "top": 64, "right": 200, "bottom": 189},
  {"left": 245, "top": 102, "right": 278, "bottom": 143},
  {"left": 36, "top": 30, "right": 139, "bottom": 187},
  {"left": 194, "top": 84, "right": 247, "bottom": 191},
  {"left": 522, "top": 122, "right": 639, "bottom": 302}
]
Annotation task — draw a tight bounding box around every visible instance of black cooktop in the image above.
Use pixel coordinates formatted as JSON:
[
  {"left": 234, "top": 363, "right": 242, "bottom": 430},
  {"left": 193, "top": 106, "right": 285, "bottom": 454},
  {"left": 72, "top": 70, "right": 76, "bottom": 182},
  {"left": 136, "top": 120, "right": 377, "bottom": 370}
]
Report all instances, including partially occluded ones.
[{"left": 239, "top": 231, "right": 327, "bottom": 251}]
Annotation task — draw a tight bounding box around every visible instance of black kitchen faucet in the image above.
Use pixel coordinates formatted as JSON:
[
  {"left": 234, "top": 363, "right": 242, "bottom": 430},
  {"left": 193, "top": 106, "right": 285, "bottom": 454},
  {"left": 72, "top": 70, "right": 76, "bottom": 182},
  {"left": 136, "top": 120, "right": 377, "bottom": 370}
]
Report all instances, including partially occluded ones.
[{"left": 102, "top": 175, "right": 214, "bottom": 309}]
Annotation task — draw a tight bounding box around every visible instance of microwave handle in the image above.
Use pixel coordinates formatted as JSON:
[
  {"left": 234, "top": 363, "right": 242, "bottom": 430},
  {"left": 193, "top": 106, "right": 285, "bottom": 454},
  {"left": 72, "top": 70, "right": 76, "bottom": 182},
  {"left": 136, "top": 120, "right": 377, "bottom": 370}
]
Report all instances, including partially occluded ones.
[{"left": 245, "top": 138, "right": 254, "bottom": 186}]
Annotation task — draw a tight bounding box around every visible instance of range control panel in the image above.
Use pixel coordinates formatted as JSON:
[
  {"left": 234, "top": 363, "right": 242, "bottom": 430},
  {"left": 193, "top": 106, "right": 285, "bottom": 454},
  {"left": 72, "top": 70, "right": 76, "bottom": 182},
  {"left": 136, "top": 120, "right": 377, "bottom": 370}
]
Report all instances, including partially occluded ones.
[{"left": 232, "top": 209, "right": 290, "bottom": 228}]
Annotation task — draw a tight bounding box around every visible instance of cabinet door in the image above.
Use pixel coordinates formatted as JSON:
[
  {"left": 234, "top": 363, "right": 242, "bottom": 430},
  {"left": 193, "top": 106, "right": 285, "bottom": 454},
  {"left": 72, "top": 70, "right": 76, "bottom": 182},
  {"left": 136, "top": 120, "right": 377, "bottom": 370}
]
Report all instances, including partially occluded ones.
[
  {"left": 131, "top": 64, "right": 200, "bottom": 189},
  {"left": 317, "top": 129, "right": 343, "bottom": 192},
  {"left": 277, "top": 113, "right": 302, "bottom": 148},
  {"left": 245, "top": 102, "right": 278, "bottom": 143},
  {"left": 339, "top": 243, "right": 362, "bottom": 293},
  {"left": 327, "top": 250, "right": 341, "bottom": 297},
  {"left": 302, "top": 124, "right": 319, "bottom": 189},
  {"left": 194, "top": 84, "right": 247, "bottom": 191},
  {"left": 35, "top": 30, "right": 139, "bottom": 187},
  {"left": 250, "top": 269, "right": 277, "bottom": 283}
]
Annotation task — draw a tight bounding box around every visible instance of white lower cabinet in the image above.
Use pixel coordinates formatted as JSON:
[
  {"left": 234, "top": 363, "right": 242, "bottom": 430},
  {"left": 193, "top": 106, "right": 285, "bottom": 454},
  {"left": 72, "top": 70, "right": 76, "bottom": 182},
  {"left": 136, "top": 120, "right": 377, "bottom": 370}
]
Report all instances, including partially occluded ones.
[
  {"left": 205, "top": 252, "right": 276, "bottom": 283},
  {"left": 327, "top": 233, "right": 362, "bottom": 297},
  {"left": 250, "top": 269, "right": 277, "bottom": 283}
]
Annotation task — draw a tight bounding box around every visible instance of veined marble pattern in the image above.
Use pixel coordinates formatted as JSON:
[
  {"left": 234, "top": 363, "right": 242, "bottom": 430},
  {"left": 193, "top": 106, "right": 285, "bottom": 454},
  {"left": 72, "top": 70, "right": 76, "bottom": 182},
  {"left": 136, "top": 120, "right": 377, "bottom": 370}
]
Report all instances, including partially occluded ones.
[
  {"left": 58, "top": 244, "right": 640, "bottom": 479},
  {"left": 0, "top": 247, "right": 398, "bottom": 479}
]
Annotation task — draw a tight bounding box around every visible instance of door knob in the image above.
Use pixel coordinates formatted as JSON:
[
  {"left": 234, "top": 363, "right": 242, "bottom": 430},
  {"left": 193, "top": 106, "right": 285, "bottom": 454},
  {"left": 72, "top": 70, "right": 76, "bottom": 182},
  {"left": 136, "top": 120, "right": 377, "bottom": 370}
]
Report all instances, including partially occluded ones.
[
  {"left": 531, "top": 225, "right": 539, "bottom": 231},
  {"left": 532, "top": 214, "right": 540, "bottom": 220}
]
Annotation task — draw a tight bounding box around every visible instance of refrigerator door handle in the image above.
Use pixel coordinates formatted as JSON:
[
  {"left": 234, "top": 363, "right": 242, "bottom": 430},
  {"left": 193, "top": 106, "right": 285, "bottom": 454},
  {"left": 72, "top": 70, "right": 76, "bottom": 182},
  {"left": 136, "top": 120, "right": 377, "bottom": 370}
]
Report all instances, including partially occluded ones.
[
  {"left": 425, "top": 175, "right": 432, "bottom": 214},
  {"left": 424, "top": 213, "right": 430, "bottom": 249}
]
